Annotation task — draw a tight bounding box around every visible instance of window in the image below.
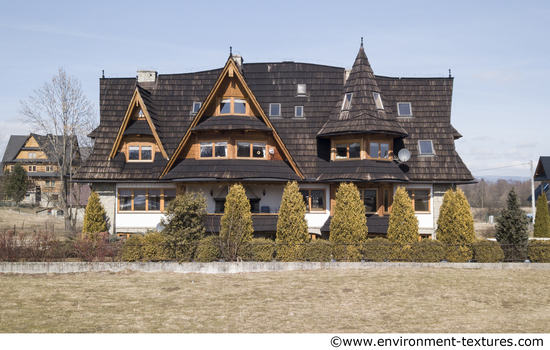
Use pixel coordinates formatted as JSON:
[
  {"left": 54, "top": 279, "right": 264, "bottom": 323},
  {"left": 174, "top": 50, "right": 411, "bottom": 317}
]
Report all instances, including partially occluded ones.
[
  {"left": 299, "top": 189, "right": 326, "bottom": 212},
  {"left": 137, "top": 109, "right": 145, "bottom": 119},
  {"left": 418, "top": 140, "right": 434, "bottom": 155},
  {"left": 127, "top": 144, "right": 153, "bottom": 161},
  {"left": 297, "top": 84, "right": 307, "bottom": 96},
  {"left": 407, "top": 189, "right": 431, "bottom": 213},
  {"left": 360, "top": 189, "right": 378, "bottom": 213},
  {"left": 219, "top": 97, "right": 247, "bottom": 115},
  {"left": 342, "top": 93, "right": 353, "bottom": 110},
  {"left": 28, "top": 165, "right": 36, "bottom": 172},
  {"left": 237, "top": 141, "right": 266, "bottom": 158},
  {"left": 373, "top": 92, "right": 384, "bottom": 109},
  {"left": 28, "top": 152, "right": 36, "bottom": 159},
  {"left": 118, "top": 188, "right": 177, "bottom": 212},
  {"left": 383, "top": 189, "right": 391, "bottom": 213},
  {"left": 335, "top": 141, "right": 361, "bottom": 160},
  {"left": 215, "top": 198, "right": 259, "bottom": 213},
  {"left": 200, "top": 142, "right": 227, "bottom": 158},
  {"left": 295, "top": 106, "right": 304, "bottom": 118},
  {"left": 269, "top": 103, "right": 281, "bottom": 117},
  {"left": 397, "top": 102, "right": 412, "bottom": 116},
  {"left": 192, "top": 102, "right": 201, "bottom": 114},
  {"left": 369, "top": 142, "right": 390, "bottom": 159},
  {"left": 45, "top": 166, "right": 54, "bottom": 172},
  {"left": 45, "top": 181, "right": 56, "bottom": 187}
]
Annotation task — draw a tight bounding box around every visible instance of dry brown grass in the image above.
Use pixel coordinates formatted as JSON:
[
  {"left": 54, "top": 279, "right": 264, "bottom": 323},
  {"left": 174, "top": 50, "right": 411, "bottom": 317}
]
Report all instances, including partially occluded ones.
[
  {"left": 0, "top": 208, "right": 80, "bottom": 238},
  {"left": 1, "top": 267, "right": 550, "bottom": 333}
]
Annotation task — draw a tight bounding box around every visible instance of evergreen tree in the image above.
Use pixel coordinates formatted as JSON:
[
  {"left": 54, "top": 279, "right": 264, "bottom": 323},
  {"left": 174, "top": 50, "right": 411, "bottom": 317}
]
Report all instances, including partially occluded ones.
[
  {"left": 329, "top": 182, "right": 367, "bottom": 261},
  {"left": 4, "top": 164, "right": 28, "bottom": 205},
  {"left": 82, "top": 190, "right": 107, "bottom": 234},
  {"left": 533, "top": 192, "right": 550, "bottom": 238},
  {"left": 276, "top": 181, "right": 310, "bottom": 261},
  {"left": 436, "top": 189, "right": 475, "bottom": 262},
  {"left": 161, "top": 191, "right": 207, "bottom": 261},
  {"left": 496, "top": 188, "right": 529, "bottom": 261},
  {"left": 220, "top": 184, "right": 254, "bottom": 261},
  {"left": 387, "top": 187, "right": 418, "bottom": 260}
]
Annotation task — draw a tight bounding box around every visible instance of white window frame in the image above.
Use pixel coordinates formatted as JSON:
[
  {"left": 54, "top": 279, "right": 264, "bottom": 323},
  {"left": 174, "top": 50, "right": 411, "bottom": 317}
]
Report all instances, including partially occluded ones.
[
  {"left": 269, "top": 103, "right": 281, "bottom": 117},
  {"left": 373, "top": 92, "right": 384, "bottom": 110},
  {"left": 192, "top": 102, "right": 201, "bottom": 114},
  {"left": 294, "top": 106, "right": 304, "bottom": 118},
  {"left": 297, "top": 84, "right": 307, "bottom": 96},
  {"left": 342, "top": 93, "right": 353, "bottom": 110},
  {"left": 418, "top": 140, "right": 435, "bottom": 156},
  {"left": 397, "top": 102, "right": 412, "bottom": 117}
]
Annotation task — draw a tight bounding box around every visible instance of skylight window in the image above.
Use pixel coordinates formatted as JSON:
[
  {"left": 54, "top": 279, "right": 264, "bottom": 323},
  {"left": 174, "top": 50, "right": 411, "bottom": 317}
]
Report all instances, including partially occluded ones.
[
  {"left": 397, "top": 102, "right": 412, "bottom": 116},
  {"left": 192, "top": 102, "right": 201, "bottom": 114},
  {"left": 373, "top": 92, "right": 384, "bottom": 110},
  {"left": 295, "top": 106, "right": 304, "bottom": 118},
  {"left": 342, "top": 93, "right": 353, "bottom": 110},
  {"left": 418, "top": 140, "right": 434, "bottom": 155},
  {"left": 297, "top": 84, "right": 307, "bottom": 96},
  {"left": 269, "top": 103, "right": 281, "bottom": 117}
]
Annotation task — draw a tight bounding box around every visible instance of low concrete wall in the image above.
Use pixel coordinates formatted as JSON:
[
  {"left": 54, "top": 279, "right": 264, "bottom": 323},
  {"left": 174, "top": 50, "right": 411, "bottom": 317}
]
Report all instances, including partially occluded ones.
[{"left": 1, "top": 261, "right": 550, "bottom": 274}]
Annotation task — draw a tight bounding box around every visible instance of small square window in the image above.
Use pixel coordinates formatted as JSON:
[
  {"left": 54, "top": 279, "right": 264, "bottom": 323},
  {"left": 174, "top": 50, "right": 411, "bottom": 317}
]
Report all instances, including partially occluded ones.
[
  {"left": 141, "top": 146, "right": 152, "bottom": 160},
  {"left": 192, "top": 102, "right": 201, "bottom": 114},
  {"left": 200, "top": 142, "right": 213, "bottom": 158},
  {"left": 373, "top": 92, "right": 384, "bottom": 110},
  {"left": 397, "top": 102, "right": 412, "bottom": 116},
  {"left": 342, "top": 93, "right": 353, "bottom": 110},
  {"left": 297, "top": 84, "right": 307, "bottom": 96},
  {"left": 269, "top": 103, "right": 281, "bottom": 117},
  {"left": 128, "top": 146, "right": 140, "bottom": 160},
  {"left": 419, "top": 140, "right": 434, "bottom": 155},
  {"left": 234, "top": 99, "right": 246, "bottom": 114},
  {"left": 295, "top": 106, "right": 304, "bottom": 118}
]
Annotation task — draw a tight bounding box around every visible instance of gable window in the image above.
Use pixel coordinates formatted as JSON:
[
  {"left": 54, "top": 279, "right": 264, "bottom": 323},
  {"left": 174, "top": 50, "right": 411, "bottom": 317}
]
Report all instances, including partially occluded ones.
[
  {"left": 28, "top": 152, "right": 36, "bottom": 159},
  {"left": 297, "top": 84, "right": 307, "bottom": 96},
  {"left": 299, "top": 189, "right": 326, "bottom": 212},
  {"left": 360, "top": 189, "right": 378, "bottom": 213},
  {"left": 28, "top": 165, "right": 36, "bottom": 172},
  {"left": 335, "top": 141, "right": 361, "bottom": 160},
  {"left": 269, "top": 103, "right": 281, "bottom": 117},
  {"left": 237, "top": 141, "right": 266, "bottom": 158},
  {"left": 295, "top": 106, "right": 304, "bottom": 118},
  {"left": 192, "top": 102, "right": 202, "bottom": 114},
  {"left": 45, "top": 181, "right": 56, "bottom": 187},
  {"left": 397, "top": 102, "right": 412, "bottom": 116},
  {"left": 200, "top": 142, "right": 227, "bottom": 158},
  {"left": 373, "top": 92, "right": 384, "bottom": 109},
  {"left": 369, "top": 142, "right": 390, "bottom": 159},
  {"left": 219, "top": 97, "right": 248, "bottom": 115},
  {"left": 128, "top": 144, "right": 153, "bottom": 161},
  {"left": 342, "top": 93, "right": 353, "bottom": 110},
  {"left": 407, "top": 189, "right": 431, "bottom": 213},
  {"left": 418, "top": 140, "right": 434, "bottom": 155},
  {"left": 118, "top": 188, "right": 177, "bottom": 212}
]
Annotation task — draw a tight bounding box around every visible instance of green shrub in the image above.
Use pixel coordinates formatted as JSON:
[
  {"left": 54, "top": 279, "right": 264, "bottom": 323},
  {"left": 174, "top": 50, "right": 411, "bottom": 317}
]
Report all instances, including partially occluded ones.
[
  {"left": 387, "top": 187, "right": 419, "bottom": 261},
  {"left": 437, "top": 189, "right": 475, "bottom": 245},
  {"left": 444, "top": 245, "right": 473, "bottom": 262},
  {"left": 82, "top": 190, "right": 107, "bottom": 234},
  {"left": 527, "top": 240, "right": 550, "bottom": 262},
  {"left": 496, "top": 188, "right": 529, "bottom": 261},
  {"left": 413, "top": 240, "right": 445, "bottom": 262},
  {"left": 534, "top": 193, "right": 550, "bottom": 238},
  {"left": 276, "top": 181, "right": 310, "bottom": 261},
  {"left": 121, "top": 235, "right": 143, "bottom": 262},
  {"left": 473, "top": 239, "right": 504, "bottom": 262},
  {"left": 247, "top": 238, "right": 277, "bottom": 262},
  {"left": 220, "top": 184, "right": 254, "bottom": 261},
  {"left": 361, "top": 237, "right": 391, "bottom": 262},
  {"left": 195, "top": 236, "right": 221, "bottom": 262},
  {"left": 305, "top": 240, "right": 333, "bottom": 262},
  {"left": 142, "top": 233, "right": 169, "bottom": 261}
]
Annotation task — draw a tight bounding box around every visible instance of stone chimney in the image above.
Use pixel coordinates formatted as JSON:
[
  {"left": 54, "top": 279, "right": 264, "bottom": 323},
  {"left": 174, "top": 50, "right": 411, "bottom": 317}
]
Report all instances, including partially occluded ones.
[
  {"left": 232, "top": 55, "right": 244, "bottom": 73},
  {"left": 137, "top": 70, "right": 157, "bottom": 83}
]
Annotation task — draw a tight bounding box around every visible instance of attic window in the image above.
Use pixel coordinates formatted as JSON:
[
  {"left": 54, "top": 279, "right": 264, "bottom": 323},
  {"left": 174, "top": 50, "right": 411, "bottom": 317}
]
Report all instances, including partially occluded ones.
[
  {"left": 295, "top": 106, "right": 304, "bottom": 118},
  {"left": 127, "top": 144, "right": 153, "bottom": 161},
  {"left": 342, "top": 93, "right": 353, "bottom": 110},
  {"left": 192, "top": 102, "right": 201, "bottom": 114},
  {"left": 297, "top": 84, "right": 307, "bottom": 96},
  {"left": 418, "top": 140, "right": 434, "bottom": 155},
  {"left": 137, "top": 109, "right": 145, "bottom": 119},
  {"left": 219, "top": 97, "right": 248, "bottom": 115},
  {"left": 397, "top": 102, "right": 412, "bottom": 116},
  {"left": 269, "top": 103, "right": 281, "bottom": 117},
  {"left": 373, "top": 92, "right": 384, "bottom": 110}
]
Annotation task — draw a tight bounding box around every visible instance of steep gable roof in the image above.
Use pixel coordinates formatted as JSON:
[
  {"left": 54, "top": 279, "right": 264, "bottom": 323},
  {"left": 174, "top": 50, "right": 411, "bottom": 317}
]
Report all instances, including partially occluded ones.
[
  {"left": 534, "top": 157, "right": 550, "bottom": 182},
  {"left": 318, "top": 47, "right": 407, "bottom": 137}
]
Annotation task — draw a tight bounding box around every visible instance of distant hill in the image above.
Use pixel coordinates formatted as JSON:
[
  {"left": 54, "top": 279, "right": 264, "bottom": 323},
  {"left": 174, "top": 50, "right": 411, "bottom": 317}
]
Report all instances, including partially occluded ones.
[{"left": 472, "top": 175, "right": 530, "bottom": 183}]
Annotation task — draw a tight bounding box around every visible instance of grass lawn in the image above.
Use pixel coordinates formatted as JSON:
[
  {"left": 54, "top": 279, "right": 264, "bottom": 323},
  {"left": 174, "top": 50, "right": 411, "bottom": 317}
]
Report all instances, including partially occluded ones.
[{"left": 1, "top": 267, "right": 549, "bottom": 333}]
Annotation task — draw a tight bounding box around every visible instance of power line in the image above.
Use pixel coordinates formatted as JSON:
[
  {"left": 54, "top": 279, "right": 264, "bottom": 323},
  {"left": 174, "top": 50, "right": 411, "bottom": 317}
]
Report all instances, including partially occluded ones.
[{"left": 472, "top": 162, "right": 530, "bottom": 173}]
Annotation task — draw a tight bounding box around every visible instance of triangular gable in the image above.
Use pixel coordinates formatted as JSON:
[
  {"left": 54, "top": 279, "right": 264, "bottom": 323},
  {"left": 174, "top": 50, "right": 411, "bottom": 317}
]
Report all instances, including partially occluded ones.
[
  {"left": 535, "top": 157, "right": 550, "bottom": 182},
  {"left": 108, "top": 87, "right": 168, "bottom": 160},
  {"left": 160, "top": 57, "right": 304, "bottom": 179}
]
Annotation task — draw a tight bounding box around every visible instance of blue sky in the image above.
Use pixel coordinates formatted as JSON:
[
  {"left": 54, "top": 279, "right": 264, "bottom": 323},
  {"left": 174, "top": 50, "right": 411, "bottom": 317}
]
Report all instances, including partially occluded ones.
[{"left": 1, "top": 0, "right": 549, "bottom": 179}]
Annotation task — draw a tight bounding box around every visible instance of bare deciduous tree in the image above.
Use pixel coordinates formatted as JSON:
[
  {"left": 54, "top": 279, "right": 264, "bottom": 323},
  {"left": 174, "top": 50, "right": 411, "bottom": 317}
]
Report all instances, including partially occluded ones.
[{"left": 19, "top": 68, "right": 96, "bottom": 232}]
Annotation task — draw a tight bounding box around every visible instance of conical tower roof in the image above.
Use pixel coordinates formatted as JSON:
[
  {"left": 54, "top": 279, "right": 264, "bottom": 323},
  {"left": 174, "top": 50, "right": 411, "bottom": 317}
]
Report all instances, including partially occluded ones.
[{"left": 318, "top": 45, "right": 407, "bottom": 137}]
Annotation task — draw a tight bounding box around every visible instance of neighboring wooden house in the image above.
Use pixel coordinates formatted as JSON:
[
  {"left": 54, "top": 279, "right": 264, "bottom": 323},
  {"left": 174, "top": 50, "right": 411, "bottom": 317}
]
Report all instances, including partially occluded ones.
[
  {"left": 532, "top": 157, "right": 550, "bottom": 203},
  {"left": 74, "top": 44, "right": 474, "bottom": 238}
]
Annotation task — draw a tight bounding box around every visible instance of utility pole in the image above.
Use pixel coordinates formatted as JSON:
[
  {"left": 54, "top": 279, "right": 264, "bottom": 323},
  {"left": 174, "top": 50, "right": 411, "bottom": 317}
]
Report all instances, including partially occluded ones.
[{"left": 531, "top": 160, "right": 536, "bottom": 224}]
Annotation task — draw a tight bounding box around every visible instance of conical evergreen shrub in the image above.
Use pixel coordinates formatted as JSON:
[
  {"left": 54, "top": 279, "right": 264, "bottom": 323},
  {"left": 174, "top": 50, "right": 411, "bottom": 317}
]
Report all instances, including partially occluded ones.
[
  {"left": 436, "top": 189, "right": 474, "bottom": 262},
  {"left": 387, "top": 187, "right": 418, "bottom": 261},
  {"left": 276, "top": 181, "right": 310, "bottom": 261},
  {"left": 329, "top": 183, "right": 367, "bottom": 261},
  {"left": 82, "top": 190, "right": 107, "bottom": 234},
  {"left": 220, "top": 184, "right": 254, "bottom": 261},
  {"left": 496, "top": 188, "right": 529, "bottom": 261},
  {"left": 534, "top": 192, "right": 550, "bottom": 238}
]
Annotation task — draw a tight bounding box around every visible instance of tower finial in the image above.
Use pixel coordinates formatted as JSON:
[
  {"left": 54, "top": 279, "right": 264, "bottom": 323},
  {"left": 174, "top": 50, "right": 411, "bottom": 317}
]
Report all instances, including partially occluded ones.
[
  {"left": 449, "top": 69, "right": 452, "bottom": 78},
  {"left": 230, "top": 46, "right": 233, "bottom": 57},
  {"left": 361, "top": 37, "right": 363, "bottom": 48}
]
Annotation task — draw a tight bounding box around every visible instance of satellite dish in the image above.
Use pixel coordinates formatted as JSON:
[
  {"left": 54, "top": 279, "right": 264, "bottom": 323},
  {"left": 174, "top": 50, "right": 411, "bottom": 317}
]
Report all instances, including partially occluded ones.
[{"left": 397, "top": 148, "right": 411, "bottom": 163}]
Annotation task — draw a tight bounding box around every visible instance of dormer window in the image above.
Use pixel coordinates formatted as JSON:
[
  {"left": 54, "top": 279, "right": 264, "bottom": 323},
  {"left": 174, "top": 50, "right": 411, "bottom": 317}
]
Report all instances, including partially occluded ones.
[
  {"left": 219, "top": 97, "right": 248, "bottom": 115},
  {"left": 370, "top": 142, "right": 390, "bottom": 159},
  {"left": 192, "top": 102, "right": 202, "bottom": 114},
  {"left": 335, "top": 141, "right": 361, "bottom": 160},
  {"left": 373, "top": 92, "right": 384, "bottom": 110},
  {"left": 127, "top": 144, "right": 153, "bottom": 161},
  {"left": 237, "top": 141, "right": 266, "bottom": 158},
  {"left": 200, "top": 142, "right": 227, "bottom": 158},
  {"left": 397, "top": 102, "right": 412, "bottom": 116},
  {"left": 342, "top": 93, "right": 353, "bottom": 110}
]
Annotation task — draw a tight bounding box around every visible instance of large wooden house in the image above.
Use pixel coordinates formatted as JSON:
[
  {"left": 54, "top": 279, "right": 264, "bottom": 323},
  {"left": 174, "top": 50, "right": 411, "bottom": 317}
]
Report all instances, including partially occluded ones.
[{"left": 74, "top": 44, "right": 474, "bottom": 238}]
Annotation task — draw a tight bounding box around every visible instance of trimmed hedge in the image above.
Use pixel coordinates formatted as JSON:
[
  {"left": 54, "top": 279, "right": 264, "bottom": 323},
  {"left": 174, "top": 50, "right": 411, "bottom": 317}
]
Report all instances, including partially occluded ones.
[
  {"left": 444, "top": 245, "right": 473, "bottom": 262},
  {"left": 361, "top": 237, "right": 391, "bottom": 262},
  {"left": 142, "top": 233, "right": 169, "bottom": 261},
  {"left": 528, "top": 240, "right": 550, "bottom": 262},
  {"left": 473, "top": 239, "right": 504, "bottom": 263},
  {"left": 195, "top": 236, "right": 221, "bottom": 262},
  {"left": 305, "top": 240, "right": 333, "bottom": 262},
  {"left": 247, "top": 238, "right": 277, "bottom": 262},
  {"left": 121, "top": 235, "right": 143, "bottom": 262},
  {"left": 413, "top": 240, "right": 445, "bottom": 262}
]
